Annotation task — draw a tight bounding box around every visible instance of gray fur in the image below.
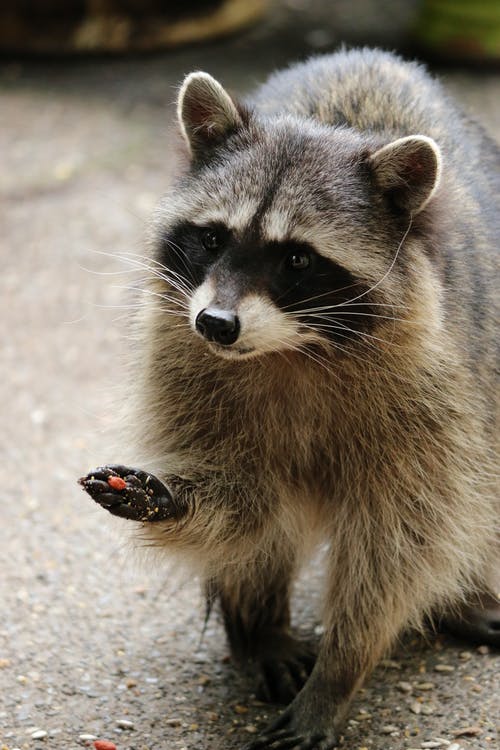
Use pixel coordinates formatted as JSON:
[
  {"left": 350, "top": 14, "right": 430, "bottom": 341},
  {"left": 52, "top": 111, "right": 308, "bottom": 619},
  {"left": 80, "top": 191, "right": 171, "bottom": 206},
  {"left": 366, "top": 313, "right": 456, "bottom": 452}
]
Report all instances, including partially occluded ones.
[{"left": 118, "top": 49, "right": 498, "bottom": 748}]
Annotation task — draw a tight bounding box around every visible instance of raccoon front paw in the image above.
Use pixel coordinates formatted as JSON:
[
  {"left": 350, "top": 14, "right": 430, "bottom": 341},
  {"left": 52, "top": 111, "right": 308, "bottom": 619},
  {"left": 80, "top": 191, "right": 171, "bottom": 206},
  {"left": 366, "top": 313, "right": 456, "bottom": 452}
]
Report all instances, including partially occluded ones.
[
  {"left": 79, "top": 464, "right": 177, "bottom": 522},
  {"left": 254, "top": 637, "right": 317, "bottom": 705}
]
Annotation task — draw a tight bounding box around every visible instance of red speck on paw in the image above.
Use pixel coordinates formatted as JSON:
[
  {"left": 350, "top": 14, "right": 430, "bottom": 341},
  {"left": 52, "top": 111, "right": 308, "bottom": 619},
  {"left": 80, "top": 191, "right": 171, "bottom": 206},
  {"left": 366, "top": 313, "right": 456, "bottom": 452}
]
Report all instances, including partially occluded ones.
[
  {"left": 93, "top": 741, "right": 117, "bottom": 750},
  {"left": 107, "top": 476, "right": 127, "bottom": 491}
]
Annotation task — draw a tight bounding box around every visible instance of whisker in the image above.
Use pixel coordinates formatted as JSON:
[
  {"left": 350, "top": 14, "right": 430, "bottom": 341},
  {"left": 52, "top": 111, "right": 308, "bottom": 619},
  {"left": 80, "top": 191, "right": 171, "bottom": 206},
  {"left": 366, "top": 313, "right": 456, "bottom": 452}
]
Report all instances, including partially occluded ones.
[
  {"left": 311, "top": 320, "right": 393, "bottom": 348},
  {"left": 111, "top": 284, "right": 190, "bottom": 316},
  {"left": 280, "top": 279, "right": 365, "bottom": 311},
  {"left": 281, "top": 219, "right": 412, "bottom": 319},
  {"left": 291, "top": 310, "right": 409, "bottom": 323},
  {"left": 77, "top": 264, "right": 143, "bottom": 276},
  {"left": 311, "top": 311, "right": 415, "bottom": 325},
  {"left": 116, "top": 283, "right": 190, "bottom": 310},
  {"left": 297, "top": 321, "right": 413, "bottom": 383},
  {"left": 284, "top": 301, "right": 408, "bottom": 316},
  {"left": 88, "top": 249, "right": 192, "bottom": 297},
  {"left": 159, "top": 236, "right": 197, "bottom": 288},
  {"left": 330, "top": 217, "right": 413, "bottom": 309},
  {"left": 118, "top": 253, "right": 193, "bottom": 296}
]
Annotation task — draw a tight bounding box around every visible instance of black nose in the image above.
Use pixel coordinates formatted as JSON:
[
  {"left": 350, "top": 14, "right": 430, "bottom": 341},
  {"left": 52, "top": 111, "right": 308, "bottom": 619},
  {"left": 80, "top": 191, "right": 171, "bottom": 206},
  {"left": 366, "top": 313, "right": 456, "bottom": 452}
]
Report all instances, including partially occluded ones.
[{"left": 195, "top": 308, "right": 240, "bottom": 346}]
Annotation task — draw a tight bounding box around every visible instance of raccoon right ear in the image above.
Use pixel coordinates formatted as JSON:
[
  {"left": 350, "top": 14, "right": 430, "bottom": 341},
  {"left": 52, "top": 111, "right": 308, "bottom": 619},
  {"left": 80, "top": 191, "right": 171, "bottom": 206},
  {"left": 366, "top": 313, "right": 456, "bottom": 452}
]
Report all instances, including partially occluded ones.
[
  {"left": 368, "top": 135, "right": 442, "bottom": 214},
  {"left": 177, "top": 72, "right": 244, "bottom": 158}
]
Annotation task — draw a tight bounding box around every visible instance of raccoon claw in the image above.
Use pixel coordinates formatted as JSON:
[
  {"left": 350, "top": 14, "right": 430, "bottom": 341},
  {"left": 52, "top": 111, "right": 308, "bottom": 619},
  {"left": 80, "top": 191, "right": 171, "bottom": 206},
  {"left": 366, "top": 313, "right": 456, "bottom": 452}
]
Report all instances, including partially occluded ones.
[
  {"left": 79, "top": 464, "right": 176, "bottom": 522},
  {"left": 244, "top": 706, "right": 335, "bottom": 750},
  {"left": 244, "top": 727, "right": 328, "bottom": 749}
]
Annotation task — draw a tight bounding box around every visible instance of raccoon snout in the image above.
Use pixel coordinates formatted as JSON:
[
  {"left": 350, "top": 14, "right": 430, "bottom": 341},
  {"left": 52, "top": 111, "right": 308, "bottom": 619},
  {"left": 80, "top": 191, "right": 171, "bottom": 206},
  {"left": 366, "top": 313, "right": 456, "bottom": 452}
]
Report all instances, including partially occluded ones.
[{"left": 195, "top": 307, "right": 240, "bottom": 346}]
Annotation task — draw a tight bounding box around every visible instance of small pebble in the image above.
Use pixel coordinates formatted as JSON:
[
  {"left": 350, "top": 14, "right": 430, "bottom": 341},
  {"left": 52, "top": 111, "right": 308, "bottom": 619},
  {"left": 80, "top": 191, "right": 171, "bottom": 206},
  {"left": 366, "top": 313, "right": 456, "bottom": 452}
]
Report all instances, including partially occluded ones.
[
  {"left": 421, "top": 742, "right": 444, "bottom": 748},
  {"left": 410, "top": 701, "right": 422, "bottom": 715},
  {"left": 244, "top": 725, "right": 257, "bottom": 734},
  {"left": 31, "top": 730, "right": 47, "bottom": 739},
  {"left": 79, "top": 735, "right": 98, "bottom": 741},
  {"left": 434, "top": 664, "right": 455, "bottom": 672},
  {"left": 165, "top": 718, "right": 182, "bottom": 727},
  {"left": 477, "top": 645, "right": 489, "bottom": 654},
  {"left": 206, "top": 712, "right": 218, "bottom": 721},
  {"left": 397, "top": 681, "right": 412, "bottom": 693},
  {"left": 380, "top": 659, "right": 401, "bottom": 669},
  {"left": 116, "top": 719, "right": 134, "bottom": 730},
  {"left": 459, "top": 651, "right": 472, "bottom": 661},
  {"left": 381, "top": 725, "right": 399, "bottom": 734},
  {"left": 421, "top": 704, "right": 436, "bottom": 715},
  {"left": 452, "top": 726, "right": 482, "bottom": 737},
  {"left": 415, "top": 682, "right": 435, "bottom": 691},
  {"left": 234, "top": 705, "right": 248, "bottom": 714},
  {"left": 448, "top": 745, "right": 462, "bottom": 750}
]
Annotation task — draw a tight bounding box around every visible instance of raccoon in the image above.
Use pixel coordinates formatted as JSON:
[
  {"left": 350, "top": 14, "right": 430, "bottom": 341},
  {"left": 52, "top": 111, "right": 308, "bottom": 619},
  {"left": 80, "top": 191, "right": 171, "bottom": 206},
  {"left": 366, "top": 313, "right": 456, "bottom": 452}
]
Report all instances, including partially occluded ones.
[{"left": 80, "top": 49, "right": 499, "bottom": 749}]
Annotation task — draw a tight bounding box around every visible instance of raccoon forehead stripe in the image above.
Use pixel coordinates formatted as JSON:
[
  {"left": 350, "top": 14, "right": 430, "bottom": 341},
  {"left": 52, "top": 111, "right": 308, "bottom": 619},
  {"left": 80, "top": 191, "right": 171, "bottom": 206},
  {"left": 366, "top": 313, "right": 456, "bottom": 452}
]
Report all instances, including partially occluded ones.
[
  {"left": 261, "top": 208, "right": 293, "bottom": 243},
  {"left": 191, "top": 197, "right": 260, "bottom": 233}
]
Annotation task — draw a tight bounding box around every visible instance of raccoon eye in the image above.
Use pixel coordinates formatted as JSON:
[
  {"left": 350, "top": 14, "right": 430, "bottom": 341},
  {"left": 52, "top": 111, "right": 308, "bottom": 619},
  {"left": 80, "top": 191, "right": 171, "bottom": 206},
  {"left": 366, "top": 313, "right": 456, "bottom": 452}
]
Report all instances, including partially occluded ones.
[
  {"left": 288, "top": 251, "right": 310, "bottom": 270},
  {"left": 201, "top": 228, "right": 221, "bottom": 252}
]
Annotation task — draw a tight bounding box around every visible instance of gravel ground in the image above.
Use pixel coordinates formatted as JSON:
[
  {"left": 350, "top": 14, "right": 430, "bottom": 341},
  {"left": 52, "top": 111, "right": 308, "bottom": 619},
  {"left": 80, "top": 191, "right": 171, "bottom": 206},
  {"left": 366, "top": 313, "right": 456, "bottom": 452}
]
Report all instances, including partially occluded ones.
[{"left": 1, "top": 2, "right": 499, "bottom": 749}]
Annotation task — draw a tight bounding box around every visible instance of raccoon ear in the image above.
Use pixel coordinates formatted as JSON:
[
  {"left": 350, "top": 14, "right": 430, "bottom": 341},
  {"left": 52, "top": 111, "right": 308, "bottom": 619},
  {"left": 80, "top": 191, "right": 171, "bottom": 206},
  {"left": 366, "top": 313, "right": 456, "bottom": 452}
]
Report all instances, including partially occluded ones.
[
  {"left": 368, "top": 135, "right": 441, "bottom": 214},
  {"left": 177, "top": 72, "right": 244, "bottom": 157}
]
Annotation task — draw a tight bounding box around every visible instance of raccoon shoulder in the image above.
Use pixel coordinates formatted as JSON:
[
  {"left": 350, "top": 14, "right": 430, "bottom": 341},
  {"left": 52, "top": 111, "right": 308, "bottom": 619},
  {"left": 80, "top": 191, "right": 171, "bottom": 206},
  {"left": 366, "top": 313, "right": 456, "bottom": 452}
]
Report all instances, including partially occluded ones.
[{"left": 248, "top": 48, "right": 488, "bottom": 154}]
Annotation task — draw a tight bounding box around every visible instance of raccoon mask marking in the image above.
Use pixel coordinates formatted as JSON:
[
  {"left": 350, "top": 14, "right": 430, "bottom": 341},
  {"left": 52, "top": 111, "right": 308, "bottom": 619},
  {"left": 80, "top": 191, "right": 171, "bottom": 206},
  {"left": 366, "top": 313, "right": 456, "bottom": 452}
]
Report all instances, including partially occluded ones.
[{"left": 152, "top": 71, "right": 443, "bottom": 360}]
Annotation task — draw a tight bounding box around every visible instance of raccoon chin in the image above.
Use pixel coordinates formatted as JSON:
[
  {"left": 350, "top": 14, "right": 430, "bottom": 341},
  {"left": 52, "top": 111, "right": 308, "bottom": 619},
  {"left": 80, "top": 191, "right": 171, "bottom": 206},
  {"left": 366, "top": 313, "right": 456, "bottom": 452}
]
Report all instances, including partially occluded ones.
[{"left": 207, "top": 342, "right": 258, "bottom": 360}]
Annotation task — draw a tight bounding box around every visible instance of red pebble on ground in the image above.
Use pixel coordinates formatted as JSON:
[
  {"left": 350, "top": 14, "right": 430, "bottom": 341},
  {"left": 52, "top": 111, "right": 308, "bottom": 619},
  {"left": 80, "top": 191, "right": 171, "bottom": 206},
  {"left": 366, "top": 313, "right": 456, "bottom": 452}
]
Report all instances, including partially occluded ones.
[
  {"left": 94, "top": 741, "right": 117, "bottom": 750},
  {"left": 107, "top": 476, "right": 127, "bottom": 491}
]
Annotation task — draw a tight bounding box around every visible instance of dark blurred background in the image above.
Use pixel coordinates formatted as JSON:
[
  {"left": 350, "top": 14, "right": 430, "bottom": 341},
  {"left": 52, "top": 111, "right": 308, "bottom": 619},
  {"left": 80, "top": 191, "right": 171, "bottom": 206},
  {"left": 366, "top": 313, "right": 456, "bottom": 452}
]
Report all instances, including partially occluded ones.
[{"left": 0, "top": 0, "right": 499, "bottom": 61}]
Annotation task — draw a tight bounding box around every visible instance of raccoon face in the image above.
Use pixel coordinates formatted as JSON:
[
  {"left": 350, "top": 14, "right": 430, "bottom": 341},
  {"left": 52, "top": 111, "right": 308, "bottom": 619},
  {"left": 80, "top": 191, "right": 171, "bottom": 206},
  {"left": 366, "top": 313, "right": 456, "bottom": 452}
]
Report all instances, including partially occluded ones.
[
  {"left": 159, "top": 217, "right": 371, "bottom": 360},
  {"left": 153, "top": 72, "right": 441, "bottom": 360}
]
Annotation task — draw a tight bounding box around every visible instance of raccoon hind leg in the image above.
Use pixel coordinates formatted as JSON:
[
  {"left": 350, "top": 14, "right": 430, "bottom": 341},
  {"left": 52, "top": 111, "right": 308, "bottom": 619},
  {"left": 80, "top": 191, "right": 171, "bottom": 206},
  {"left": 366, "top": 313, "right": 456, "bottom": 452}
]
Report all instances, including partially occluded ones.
[{"left": 439, "top": 588, "right": 500, "bottom": 647}]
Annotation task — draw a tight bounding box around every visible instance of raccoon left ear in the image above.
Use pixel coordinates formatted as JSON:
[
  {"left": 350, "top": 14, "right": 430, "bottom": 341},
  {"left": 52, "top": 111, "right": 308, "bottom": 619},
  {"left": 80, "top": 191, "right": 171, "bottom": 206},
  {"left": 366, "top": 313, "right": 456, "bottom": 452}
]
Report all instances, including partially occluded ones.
[
  {"left": 177, "top": 72, "right": 244, "bottom": 158},
  {"left": 368, "top": 135, "right": 442, "bottom": 214}
]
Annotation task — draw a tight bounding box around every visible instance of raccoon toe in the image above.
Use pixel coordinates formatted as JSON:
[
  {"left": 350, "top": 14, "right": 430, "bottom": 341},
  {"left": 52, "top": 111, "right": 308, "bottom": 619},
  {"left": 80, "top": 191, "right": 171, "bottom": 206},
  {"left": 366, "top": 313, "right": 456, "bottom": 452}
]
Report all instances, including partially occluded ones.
[
  {"left": 244, "top": 724, "right": 330, "bottom": 749},
  {"left": 245, "top": 687, "right": 339, "bottom": 749},
  {"left": 79, "top": 464, "right": 175, "bottom": 522},
  {"left": 255, "top": 640, "right": 316, "bottom": 704},
  {"left": 244, "top": 728, "right": 306, "bottom": 749}
]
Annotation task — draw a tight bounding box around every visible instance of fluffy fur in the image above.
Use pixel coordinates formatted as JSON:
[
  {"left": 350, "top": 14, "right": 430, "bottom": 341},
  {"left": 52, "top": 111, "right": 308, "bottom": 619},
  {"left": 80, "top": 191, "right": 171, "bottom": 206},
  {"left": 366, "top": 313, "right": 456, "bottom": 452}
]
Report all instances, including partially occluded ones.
[{"left": 115, "top": 49, "right": 498, "bottom": 747}]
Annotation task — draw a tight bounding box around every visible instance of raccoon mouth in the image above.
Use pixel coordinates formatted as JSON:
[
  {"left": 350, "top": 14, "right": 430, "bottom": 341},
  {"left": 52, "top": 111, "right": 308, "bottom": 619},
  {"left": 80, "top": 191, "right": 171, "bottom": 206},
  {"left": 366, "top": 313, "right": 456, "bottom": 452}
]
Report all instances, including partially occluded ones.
[{"left": 209, "top": 342, "right": 256, "bottom": 359}]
